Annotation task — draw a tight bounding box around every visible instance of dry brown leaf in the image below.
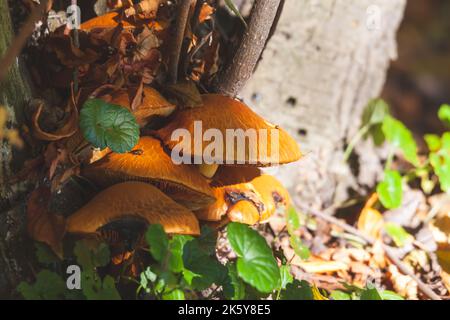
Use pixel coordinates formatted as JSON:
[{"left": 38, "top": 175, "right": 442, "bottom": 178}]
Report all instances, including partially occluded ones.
[
  {"left": 31, "top": 99, "right": 78, "bottom": 141},
  {"left": 27, "top": 187, "right": 66, "bottom": 257}
]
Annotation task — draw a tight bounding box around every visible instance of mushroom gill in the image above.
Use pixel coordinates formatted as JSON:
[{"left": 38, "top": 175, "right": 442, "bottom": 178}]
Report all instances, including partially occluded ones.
[
  {"left": 66, "top": 182, "right": 200, "bottom": 235},
  {"left": 82, "top": 136, "right": 216, "bottom": 210}
]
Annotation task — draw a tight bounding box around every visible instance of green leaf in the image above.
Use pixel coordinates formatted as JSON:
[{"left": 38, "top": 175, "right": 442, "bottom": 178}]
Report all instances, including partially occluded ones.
[
  {"left": 82, "top": 270, "right": 121, "bottom": 300},
  {"left": 329, "top": 290, "right": 351, "bottom": 300},
  {"left": 425, "top": 134, "right": 442, "bottom": 152},
  {"left": 289, "top": 235, "right": 311, "bottom": 260},
  {"left": 360, "top": 285, "right": 382, "bottom": 300},
  {"left": 79, "top": 99, "right": 139, "bottom": 153},
  {"left": 377, "top": 170, "right": 403, "bottom": 209},
  {"left": 382, "top": 115, "right": 419, "bottom": 166},
  {"left": 280, "top": 280, "right": 314, "bottom": 300},
  {"left": 430, "top": 152, "right": 450, "bottom": 192},
  {"left": 224, "top": 262, "right": 246, "bottom": 300},
  {"left": 182, "top": 239, "right": 227, "bottom": 290},
  {"left": 438, "top": 104, "right": 450, "bottom": 126},
  {"left": 74, "top": 239, "right": 110, "bottom": 269},
  {"left": 145, "top": 224, "right": 169, "bottom": 263},
  {"left": 380, "top": 290, "right": 404, "bottom": 300},
  {"left": 278, "top": 265, "right": 293, "bottom": 290},
  {"left": 384, "top": 222, "right": 412, "bottom": 247},
  {"left": 17, "top": 270, "right": 67, "bottom": 300},
  {"left": 286, "top": 207, "right": 300, "bottom": 231},
  {"left": 224, "top": 0, "right": 247, "bottom": 28},
  {"left": 168, "top": 235, "right": 193, "bottom": 273},
  {"left": 162, "top": 289, "right": 185, "bottom": 300},
  {"left": 227, "top": 223, "right": 280, "bottom": 293},
  {"left": 140, "top": 266, "right": 157, "bottom": 291},
  {"left": 362, "top": 99, "right": 389, "bottom": 126}
]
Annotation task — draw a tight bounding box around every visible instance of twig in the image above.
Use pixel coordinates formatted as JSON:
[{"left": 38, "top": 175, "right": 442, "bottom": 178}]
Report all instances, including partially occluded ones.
[
  {"left": 212, "top": 0, "right": 281, "bottom": 97},
  {"left": 168, "top": 0, "right": 192, "bottom": 84},
  {"left": 297, "top": 203, "right": 442, "bottom": 300},
  {"left": 0, "top": 0, "right": 48, "bottom": 83}
]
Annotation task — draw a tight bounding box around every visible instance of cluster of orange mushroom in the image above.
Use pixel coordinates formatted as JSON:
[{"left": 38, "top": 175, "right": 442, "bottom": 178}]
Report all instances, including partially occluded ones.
[
  {"left": 66, "top": 93, "right": 301, "bottom": 237},
  {"left": 64, "top": 14, "right": 302, "bottom": 238}
]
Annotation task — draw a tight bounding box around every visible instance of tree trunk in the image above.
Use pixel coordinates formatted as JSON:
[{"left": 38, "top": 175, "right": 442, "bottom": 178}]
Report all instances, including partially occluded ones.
[
  {"left": 241, "top": 0, "right": 407, "bottom": 209},
  {"left": 0, "top": 0, "right": 33, "bottom": 298}
]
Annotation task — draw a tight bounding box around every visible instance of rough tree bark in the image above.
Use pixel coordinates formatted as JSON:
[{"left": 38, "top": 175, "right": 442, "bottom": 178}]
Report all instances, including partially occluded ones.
[
  {"left": 0, "top": 0, "right": 33, "bottom": 298},
  {"left": 241, "top": 0, "right": 407, "bottom": 209}
]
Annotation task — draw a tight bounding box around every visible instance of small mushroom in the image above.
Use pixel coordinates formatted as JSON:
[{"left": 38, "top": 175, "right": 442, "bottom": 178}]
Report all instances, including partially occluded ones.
[
  {"left": 66, "top": 182, "right": 200, "bottom": 235},
  {"left": 156, "top": 94, "right": 302, "bottom": 166},
  {"left": 195, "top": 167, "right": 290, "bottom": 225},
  {"left": 104, "top": 87, "right": 176, "bottom": 128},
  {"left": 82, "top": 136, "right": 216, "bottom": 210}
]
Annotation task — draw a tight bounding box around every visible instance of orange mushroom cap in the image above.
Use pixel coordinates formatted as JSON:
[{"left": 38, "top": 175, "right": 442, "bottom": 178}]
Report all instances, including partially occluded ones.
[
  {"left": 103, "top": 87, "right": 175, "bottom": 127},
  {"left": 66, "top": 182, "right": 200, "bottom": 235},
  {"left": 82, "top": 136, "right": 216, "bottom": 210},
  {"left": 195, "top": 167, "right": 290, "bottom": 225},
  {"left": 80, "top": 12, "right": 134, "bottom": 32},
  {"left": 156, "top": 94, "right": 302, "bottom": 166}
]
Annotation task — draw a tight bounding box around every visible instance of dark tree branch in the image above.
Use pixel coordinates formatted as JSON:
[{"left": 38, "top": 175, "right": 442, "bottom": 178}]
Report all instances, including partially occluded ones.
[
  {"left": 212, "top": 0, "right": 281, "bottom": 97},
  {"left": 168, "top": 0, "right": 193, "bottom": 84},
  {"left": 0, "top": 0, "right": 48, "bottom": 83}
]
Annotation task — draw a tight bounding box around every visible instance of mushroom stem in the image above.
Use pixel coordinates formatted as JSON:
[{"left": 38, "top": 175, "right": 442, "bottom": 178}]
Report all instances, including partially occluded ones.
[
  {"left": 212, "top": 0, "right": 282, "bottom": 97},
  {"left": 198, "top": 163, "right": 219, "bottom": 179},
  {"left": 168, "top": 0, "right": 193, "bottom": 84}
]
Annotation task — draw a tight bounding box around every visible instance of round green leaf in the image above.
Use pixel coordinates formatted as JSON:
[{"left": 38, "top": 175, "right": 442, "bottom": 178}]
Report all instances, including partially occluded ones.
[
  {"left": 382, "top": 116, "right": 419, "bottom": 166},
  {"left": 145, "top": 224, "right": 169, "bottom": 262},
  {"left": 438, "top": 104, "right": 450, "bottom": 127},
  {"left": 377, "top": 170, "right": 403, "bottom": 209},
  {"left": 227, "top": 223, "right": 280, "bottom": 293},
  {"left": 79, "top": 99, "right": 139, "bottom": 153}
]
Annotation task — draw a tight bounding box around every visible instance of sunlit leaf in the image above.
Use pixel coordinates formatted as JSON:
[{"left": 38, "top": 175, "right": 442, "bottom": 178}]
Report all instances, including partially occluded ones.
[
  {"left": 384, "top": 222, "right": 412, "bottom": 247},
  {"left": 377, "top": 170, "right": 403, "bottom": 209},
  {"left": 227, "top": 223, "right": 280, "bottom": 293},
  {"left": 424, "top": 134, "right": 442, "bottom": 152},
  {"left": 382, "top": 115, "right": 419, "bottom": 166},
  {"left": 438, "top": 104, "right": 450, "bottom": 127}
]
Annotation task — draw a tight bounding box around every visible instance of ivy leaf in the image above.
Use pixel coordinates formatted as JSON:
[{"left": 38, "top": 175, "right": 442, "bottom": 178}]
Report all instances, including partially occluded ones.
[
  {"left": 438, "top": 104, "right": 450, "bottom": 127},
  {"left": 382, "top": 115, "right": 419, "bottom": 166},
  {"left": 145, "top": 224, "right": 169, "bottom": 263},
  {"left": 384, "top": 222, "right": 412, "bottom": 247},
  {"left": 377, "top": 170, "right": 403, "bottom": 209},
  {"left": 227, "top": 223, "right": 280, "bottom": 293},
  {"left": 280, "top": 280, "right": 314, "bottom": 300},
  {"left": 80, "top": 99, "right": 139, "bottom": 154}
]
